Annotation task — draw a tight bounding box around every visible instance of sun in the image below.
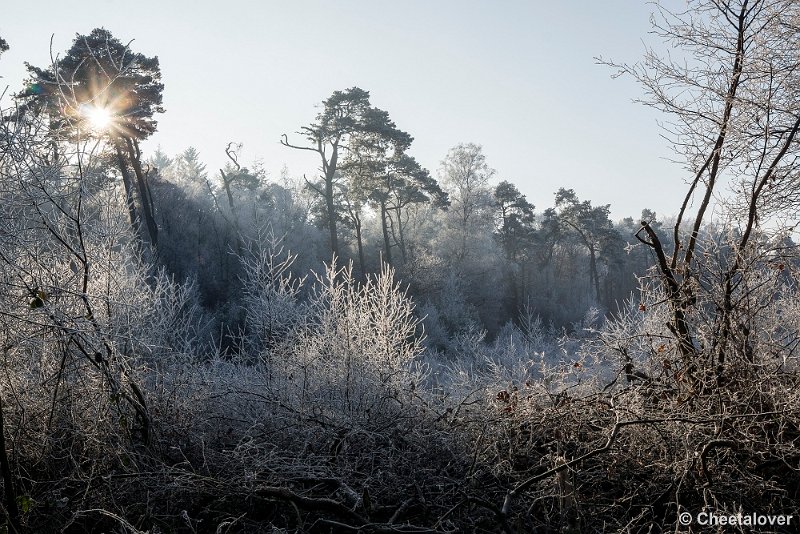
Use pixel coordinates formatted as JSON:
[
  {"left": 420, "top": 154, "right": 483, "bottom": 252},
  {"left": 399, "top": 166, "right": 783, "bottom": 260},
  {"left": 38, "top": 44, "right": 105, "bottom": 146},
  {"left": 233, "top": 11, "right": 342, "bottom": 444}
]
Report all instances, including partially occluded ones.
[{"left": 81, "top": 104, "right": 114, "bottom": 132}]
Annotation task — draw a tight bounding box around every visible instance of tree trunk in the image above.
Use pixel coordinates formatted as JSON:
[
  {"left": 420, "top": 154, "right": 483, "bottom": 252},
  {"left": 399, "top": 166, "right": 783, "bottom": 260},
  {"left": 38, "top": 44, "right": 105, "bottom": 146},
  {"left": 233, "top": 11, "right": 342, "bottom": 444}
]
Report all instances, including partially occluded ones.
[
  {"left": 325, "top": 149, "right": 340, "bottom": 259},
  {"left": 380, "top": 201, "right": 392, "bottom": 266},
  {"left": 519, "top": 257, "right": 528, "bottom": 308},
  {"left": 394, "top": 206, "right": 407, "bottom": 264},
  {"left": 218, "top": 169, "right": 243, "bottom": 255},
  {"left": 589, "top": 245, "right": 601, "bottom": 303},
  {"left": 353, "top": 211, "right": 366, "bottom": 278},
  {"left": 125, "top": 138, "right": 158, "bottom": 247},
  {"left": 114, "top": 142, "right": 141, "bottom": 234},
  {"left": 221, "top": 170, "right": 236, "bottom": 214},
  {"left": 638, "top": 222, "right": 697, "bottom": 385}
]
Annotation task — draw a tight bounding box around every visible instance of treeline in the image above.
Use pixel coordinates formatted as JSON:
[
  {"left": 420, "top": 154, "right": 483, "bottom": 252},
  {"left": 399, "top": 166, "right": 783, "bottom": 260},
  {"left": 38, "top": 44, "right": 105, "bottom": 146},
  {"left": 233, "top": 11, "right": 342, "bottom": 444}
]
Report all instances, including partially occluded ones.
[
  {"left": 9, "top": 28, "right": 666, "bottom": 348},
  {"left": 148, "top": 135, "right": 665, "bottom": 349}
]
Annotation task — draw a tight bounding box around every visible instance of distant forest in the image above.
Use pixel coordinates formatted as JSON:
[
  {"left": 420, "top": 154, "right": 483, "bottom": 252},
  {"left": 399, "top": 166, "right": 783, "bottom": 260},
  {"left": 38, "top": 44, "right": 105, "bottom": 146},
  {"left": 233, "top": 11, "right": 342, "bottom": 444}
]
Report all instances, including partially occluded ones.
[
  {"left": 147, "top": 132, "right": 661, "bottom": 348},
  {"left": 2, "top": 2, "right": 800, "bottom": 532}
]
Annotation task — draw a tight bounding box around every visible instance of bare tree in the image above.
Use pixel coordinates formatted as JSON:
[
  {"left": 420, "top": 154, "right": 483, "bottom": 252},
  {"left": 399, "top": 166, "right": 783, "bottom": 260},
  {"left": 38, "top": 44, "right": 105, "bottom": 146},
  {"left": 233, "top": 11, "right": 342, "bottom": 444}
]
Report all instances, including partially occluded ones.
[
  {"left": 439, "top": 143, "right": 496, "bottom": 263},
  {"left": 604, "top": 0, "right": 800, "bottom": 384}
]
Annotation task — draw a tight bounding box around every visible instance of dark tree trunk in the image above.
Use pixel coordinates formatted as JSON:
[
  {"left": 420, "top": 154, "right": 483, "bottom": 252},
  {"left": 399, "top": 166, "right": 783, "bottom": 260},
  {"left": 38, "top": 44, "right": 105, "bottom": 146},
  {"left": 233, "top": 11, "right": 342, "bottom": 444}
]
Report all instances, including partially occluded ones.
[
  {"left": 380, "top": 201, "right": 392, "bottom": 266},
  {"left": 638, "top": 222, "right": 698, "bottom": 384},
  {"left": 589, "top": 245, "right": 601, "bottom": 303},
  {"left": 221, "top": 170, "right": 236, "bottom": 214},
  {"left": 325, "top": 147, "right": 340, "bottom": 259},
  {"left": 353, "top": 211, "right": 366, "bottom": 278},
  {"left": 325, "top": 179, "right": 339, "bottom": 258},
  {"left": 218, "top": 169, "right": 243, "bottom": 255},
  {"left": 125, "top": 138, "right": 158, "bottom": 247},
  {"left": 394, "top": 206, "right": 407, "bottom": 264},
  {"left": 114, "top": 142, "right": 141, "bottom": 234}
]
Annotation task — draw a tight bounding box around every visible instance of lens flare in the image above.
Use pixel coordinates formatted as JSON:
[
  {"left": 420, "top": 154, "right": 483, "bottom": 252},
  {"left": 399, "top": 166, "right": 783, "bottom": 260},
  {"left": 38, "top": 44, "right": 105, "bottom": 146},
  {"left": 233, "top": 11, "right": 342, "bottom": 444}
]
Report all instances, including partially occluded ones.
[{"left": 81, "top": 104, "right": 114, "bottom": 132}]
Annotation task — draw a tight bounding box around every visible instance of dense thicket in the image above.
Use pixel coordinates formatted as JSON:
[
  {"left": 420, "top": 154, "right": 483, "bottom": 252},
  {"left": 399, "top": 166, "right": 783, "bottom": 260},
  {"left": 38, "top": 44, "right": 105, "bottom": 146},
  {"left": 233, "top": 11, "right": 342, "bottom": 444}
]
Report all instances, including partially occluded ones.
[{"left": 1, "top": 3, "right": 800, "bottom": 531}]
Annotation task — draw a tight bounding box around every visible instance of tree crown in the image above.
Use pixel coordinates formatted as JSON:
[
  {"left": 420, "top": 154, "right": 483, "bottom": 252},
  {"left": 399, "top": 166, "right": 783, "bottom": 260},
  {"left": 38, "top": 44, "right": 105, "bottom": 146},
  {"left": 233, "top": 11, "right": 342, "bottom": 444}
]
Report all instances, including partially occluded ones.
[{"left": 19, "top": 28, "right": 164, "bottom": 140}]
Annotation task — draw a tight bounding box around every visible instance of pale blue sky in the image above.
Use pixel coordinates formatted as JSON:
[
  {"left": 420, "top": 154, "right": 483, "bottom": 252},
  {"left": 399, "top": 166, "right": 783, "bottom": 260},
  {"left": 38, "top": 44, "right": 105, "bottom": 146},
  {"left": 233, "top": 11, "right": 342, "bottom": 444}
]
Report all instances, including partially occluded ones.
[{"left": 1, "top": 1, "right": 687, "bottom": 220}]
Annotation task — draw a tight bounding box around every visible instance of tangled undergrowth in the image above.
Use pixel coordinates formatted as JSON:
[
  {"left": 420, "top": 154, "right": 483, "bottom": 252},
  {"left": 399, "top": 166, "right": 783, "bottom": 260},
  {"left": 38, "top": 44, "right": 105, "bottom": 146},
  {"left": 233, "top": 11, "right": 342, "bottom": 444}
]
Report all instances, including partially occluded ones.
[{"left": 1, "top": 236, "right": 798, "bottom": 533}]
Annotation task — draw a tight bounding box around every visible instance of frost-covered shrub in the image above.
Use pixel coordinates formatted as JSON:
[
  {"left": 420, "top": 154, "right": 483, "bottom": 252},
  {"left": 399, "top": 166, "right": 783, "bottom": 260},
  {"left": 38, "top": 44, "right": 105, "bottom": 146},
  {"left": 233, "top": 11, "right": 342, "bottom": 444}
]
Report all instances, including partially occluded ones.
[
  {"left": 418, "top": 300, "right": 450, "bottom": 351},
  {"left": 266, "top": 261, "right": 426, "bottom": 426},
  {"left": 430, "top": 271, "right": 482, "bottom": 338},
  {"left": 238, "top": 230, "right": 306, "bottom": 355}
]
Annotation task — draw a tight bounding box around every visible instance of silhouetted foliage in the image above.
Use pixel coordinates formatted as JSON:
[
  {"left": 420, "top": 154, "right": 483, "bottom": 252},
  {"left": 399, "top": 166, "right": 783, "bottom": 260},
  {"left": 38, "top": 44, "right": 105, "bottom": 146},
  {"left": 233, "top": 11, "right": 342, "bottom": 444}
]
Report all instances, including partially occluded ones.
[{"left": 19, "top": 28, "right": 164, "bottom": 246}]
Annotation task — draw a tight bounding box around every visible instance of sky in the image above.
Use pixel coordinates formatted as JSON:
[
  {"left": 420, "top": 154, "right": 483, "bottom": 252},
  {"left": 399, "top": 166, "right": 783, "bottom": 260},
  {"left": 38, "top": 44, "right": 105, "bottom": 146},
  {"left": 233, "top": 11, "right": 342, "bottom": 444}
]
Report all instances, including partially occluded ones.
[{"left": 0, "top": 0, "right": 689, "bottom": 221}]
